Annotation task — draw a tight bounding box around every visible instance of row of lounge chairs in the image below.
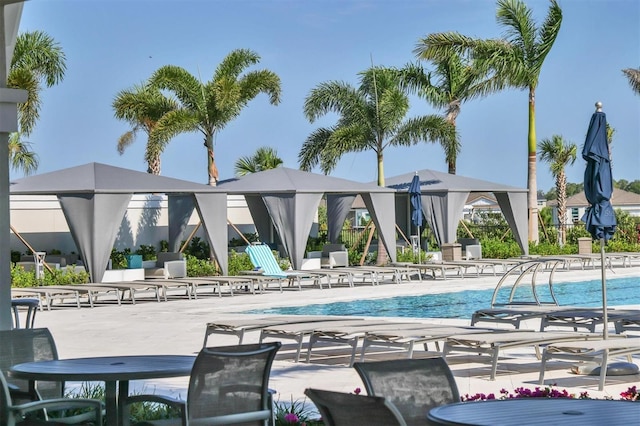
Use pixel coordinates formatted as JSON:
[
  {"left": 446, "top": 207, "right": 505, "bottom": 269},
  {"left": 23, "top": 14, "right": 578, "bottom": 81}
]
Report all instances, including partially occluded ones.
[{"left": 202, "top": 311, "right": 640, "bottom": 391}]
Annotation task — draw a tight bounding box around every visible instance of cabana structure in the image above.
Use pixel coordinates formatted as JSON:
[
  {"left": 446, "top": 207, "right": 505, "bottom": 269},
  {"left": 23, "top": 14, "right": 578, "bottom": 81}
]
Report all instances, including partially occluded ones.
[
  {"left": 217, "top": 168, "right": 397, "bottom": 269},
  {"left": 10, "top": 162, "right": 229, "bottom": 282},
  {"left": 386, "top": 169, "right": 529, "bottom": 255}
]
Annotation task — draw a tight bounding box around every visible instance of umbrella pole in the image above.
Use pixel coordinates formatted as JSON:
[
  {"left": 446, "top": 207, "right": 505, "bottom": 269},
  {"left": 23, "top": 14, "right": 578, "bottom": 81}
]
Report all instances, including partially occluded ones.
[
  {"left": 417, "top": 226, "right": 421, "bottom": 264},
  {"left": 600, "top": 238, "right": 608, "bottom": 339}
]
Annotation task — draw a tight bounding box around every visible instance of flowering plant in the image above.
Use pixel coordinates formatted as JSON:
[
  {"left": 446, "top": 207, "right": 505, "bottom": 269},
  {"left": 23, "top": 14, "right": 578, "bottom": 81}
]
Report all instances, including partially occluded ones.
[
  {"left": 620, "top": 386, "right": 639, "bottom": 402},
  {"left": 274, "top": 395, "right": 323, "bottom": 426},
  {"left": 461, "top": 385, "right": 589, "bottom": 402}
]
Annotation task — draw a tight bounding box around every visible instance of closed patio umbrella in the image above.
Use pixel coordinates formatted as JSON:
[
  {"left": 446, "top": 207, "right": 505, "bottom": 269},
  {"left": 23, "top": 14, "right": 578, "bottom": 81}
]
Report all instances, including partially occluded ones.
[
  {"left": 409, "top": 172, "right": 423, "bottom": 263},
  {"left": 581, "top": 102, "right": 616, "bottom": 339}
]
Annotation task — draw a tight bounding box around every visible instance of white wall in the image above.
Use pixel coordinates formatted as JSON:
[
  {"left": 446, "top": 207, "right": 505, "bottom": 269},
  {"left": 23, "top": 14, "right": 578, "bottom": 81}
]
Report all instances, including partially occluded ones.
[{"left": 10, "top": 194, "right": 256, "bottom": 255}]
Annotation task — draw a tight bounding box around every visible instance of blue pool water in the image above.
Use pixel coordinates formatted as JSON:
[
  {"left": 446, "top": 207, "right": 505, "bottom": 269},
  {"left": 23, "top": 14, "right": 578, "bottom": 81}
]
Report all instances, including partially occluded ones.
[{"left": 246, "top": 276, "right": 639, "bottom": 319}]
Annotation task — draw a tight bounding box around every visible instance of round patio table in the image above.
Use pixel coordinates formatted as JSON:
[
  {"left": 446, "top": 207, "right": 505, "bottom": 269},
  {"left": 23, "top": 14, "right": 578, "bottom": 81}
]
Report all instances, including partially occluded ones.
[
  {"left": 10, "top": 354, "right": 195, "bottom": 426},
  {"left": 427, "top": 398, "right": 640, "bottom": 425}
]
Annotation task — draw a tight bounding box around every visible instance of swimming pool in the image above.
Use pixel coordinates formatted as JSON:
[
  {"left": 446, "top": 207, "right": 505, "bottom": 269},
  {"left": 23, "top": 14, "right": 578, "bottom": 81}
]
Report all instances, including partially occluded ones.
[{"left": 246, "top": 276, "right": 639, "bottom": 319}]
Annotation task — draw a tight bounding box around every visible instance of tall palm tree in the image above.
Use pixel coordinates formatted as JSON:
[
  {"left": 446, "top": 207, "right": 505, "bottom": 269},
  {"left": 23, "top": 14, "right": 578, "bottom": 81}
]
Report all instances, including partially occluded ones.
[
  {"left": 416, "top": 0, "right": 563, "bottom": 243},
  {"left": 299, "top": 66, "right": 456, "bottom": 187},
  {"left": 234, "top": 146, "right": 283, "bottom": 176},
  {"left": 400, "top": 53, "right": 496, "bottom": 174},
  {"left": 112, "top": 83, "right": 179, "bottom": 175},
  {"left": 8, "top": 132, "right": 38, "bottom": 175},
  {"left": 538, "top": 135, "right": 577, "bottom": 245},
  {"left": 9, "top": 30, "right": 66, "bottom": 137},
  {"left": 622, "top": 67, "right": 640, "bottom": 95},
  {"left": 148, "top": 49, "right": 281, "bottom": 185}
]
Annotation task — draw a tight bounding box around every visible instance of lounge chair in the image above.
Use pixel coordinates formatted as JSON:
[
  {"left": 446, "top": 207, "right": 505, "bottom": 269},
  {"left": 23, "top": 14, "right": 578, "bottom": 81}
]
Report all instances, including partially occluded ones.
[
  {"left": 304, "top": 388, "right": 407, "bottom": 426},
  {"left": 202, "top": 315, "right": 354, "bottom": 346},
  {"left": 359, "top": 324, "right": 496, "bottom": 362},
  {"left": 539, "top": 337, "right": 640, "bottom": 391},
  {"left": 611, "top": 309, "right": 640, "bottom": 334},
  {"left": 245, "top": 244, "right": 327, "bottom": 290},
  {"left": 258, "top": 318, "right": 381, "bottom": 363},
  {"left": 441, "top": 330, "right": 600, "bottom": 380},
  {"left": 471, "top": 305, "right": 586, "bottom": 329},
  {"left": 391, "top": 262, "right": 465, "bottom": 280},
  {"left": 353, "top": 357, "right": 459, "bottom": 426},
  {"left": 14, "top": 285, "right": 121, "bottom": 309}
]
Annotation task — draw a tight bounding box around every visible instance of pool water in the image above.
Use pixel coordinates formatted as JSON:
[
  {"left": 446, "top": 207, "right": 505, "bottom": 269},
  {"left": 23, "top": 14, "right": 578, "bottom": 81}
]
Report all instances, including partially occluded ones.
[{"left": 246, "top": 276, "right": 639, "bottom": 319}]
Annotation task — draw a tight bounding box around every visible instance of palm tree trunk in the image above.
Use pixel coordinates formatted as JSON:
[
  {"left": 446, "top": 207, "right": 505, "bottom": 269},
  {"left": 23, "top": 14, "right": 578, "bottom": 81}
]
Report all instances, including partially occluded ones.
[
  {"left": 557, "top": 172, "right": 567, "bottom": 245},
  {"left": 147, "top": 156, "right": 161, "bottom": 175},
  {"left": 376, "top": 150, "right": 388, "bottom": 265},
  {"left": 527, "top": 88, "right": 539, "bottom": 244},
  {"left": 205, "top": 133, "right": 219, "bottom": 186}
]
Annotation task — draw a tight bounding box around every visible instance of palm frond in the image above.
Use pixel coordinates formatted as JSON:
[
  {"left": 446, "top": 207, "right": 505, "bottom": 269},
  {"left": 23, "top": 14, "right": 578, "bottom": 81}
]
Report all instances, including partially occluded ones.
[
  {"left": 298, "top": 127, "right": 333, "bottom": 171},
  {"left": 622, "top": 67, "right": 640, "bottom": 95},
  {"left": 150, "top": 65, "right": 203, "bottom": 111},
  {"left": 213, "top": 48, "right": 260, "bottom": 82},
  {"left": 11, "top": 30, "right": 66, "bottom": 87}
]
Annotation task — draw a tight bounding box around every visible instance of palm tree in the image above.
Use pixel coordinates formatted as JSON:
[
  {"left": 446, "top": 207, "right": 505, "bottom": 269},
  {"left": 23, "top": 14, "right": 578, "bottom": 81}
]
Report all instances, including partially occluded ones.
[
  {"left": 299, "top": 66, "right": 456, "bottom": 187},
  {"left": 8, "top": 132, "right": 38, "bottom": 175},
  {"left": 416, "top": 0, "right": 563, "bottom": 243},
  {"left": 148, "top": 49, "right": 281, "bottom": 185},
  {"left": 538, "top": 135, "right": 577, "bottom": 245},
  {"left": 234, "top": 146, "right": 283, "bottom": 177},
  {"left": 112, "top": 83, "right": 179, "bottom": 175},
  {"left": 400, "top": 53, "right": 496, "bottom": 174},
  {"left": 9, "top": 30, "right": 66, "bottom": 136},
  {"left": 622, "top": 67, "right": 640, "bottom": 95}
]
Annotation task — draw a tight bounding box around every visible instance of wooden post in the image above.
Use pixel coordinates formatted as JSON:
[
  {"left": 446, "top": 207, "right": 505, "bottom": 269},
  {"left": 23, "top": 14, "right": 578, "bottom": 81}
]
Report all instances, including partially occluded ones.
[{"left": 10, "top": 225, "right": 54, "bottom": 273}]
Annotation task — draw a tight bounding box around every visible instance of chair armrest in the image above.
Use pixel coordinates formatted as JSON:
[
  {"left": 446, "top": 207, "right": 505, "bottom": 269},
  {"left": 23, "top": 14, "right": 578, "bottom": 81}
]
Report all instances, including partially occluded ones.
[{"left": 12, "top": 398, "right": 103, "bottom": 424}]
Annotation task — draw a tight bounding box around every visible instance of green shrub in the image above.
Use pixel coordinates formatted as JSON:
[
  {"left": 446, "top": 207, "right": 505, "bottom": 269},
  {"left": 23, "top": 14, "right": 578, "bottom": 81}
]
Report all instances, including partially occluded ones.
[
  {"left": 181, "top": 237, "right": 211, "bottom": 260},
  {"left": 274, "top": 395, "right": 323, "bottom": 426},
  {"left": 185, "top": 254, "right": 219, "bottom": 277},
  {"left": 135, "top": 244, "right": 157, "bottom": 260},
  {"left": 228, "top": 250, "right": 254, "bottom": 275},
  {"left": 11, "top": 264, "right": 90, "bottom": 288},
  {"left": 395, "top": 248, "right": 431, "bottom": 263}
]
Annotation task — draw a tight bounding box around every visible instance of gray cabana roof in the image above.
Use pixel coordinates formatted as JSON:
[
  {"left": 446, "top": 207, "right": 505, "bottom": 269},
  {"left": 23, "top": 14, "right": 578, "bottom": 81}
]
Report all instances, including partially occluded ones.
[
  {"left": 10, "top": 162, "right": 229, "bottom": 281},
  {"left": 386, "top": 169, "right": 529, "bottom": 255},
  {"left": 218, "top": 168, "right": 397, "bottom": 268}
]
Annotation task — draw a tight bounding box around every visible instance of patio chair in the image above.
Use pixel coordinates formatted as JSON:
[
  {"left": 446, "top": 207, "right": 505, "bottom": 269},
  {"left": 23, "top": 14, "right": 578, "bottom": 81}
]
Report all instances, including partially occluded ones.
[
  {"left": 353, "top": 357, "right": 459, "bottom": 426},
  {"left": 245, "top": 244, "right": 325, "bottom": 290},
  {"left": 11, "top": 299, "right": 39, "bottom": 329},
  {"left": 125, "top": 342, "right": 281, "bottom": 425},
  {"left": 0, "top": 328, "right": 61, "bottom": 403},
  {"left": 304, "top": 388, "right": 407, "bottom": 426},
  {"left": 0, "top": 370, "right": 103, "bottom": 426}
]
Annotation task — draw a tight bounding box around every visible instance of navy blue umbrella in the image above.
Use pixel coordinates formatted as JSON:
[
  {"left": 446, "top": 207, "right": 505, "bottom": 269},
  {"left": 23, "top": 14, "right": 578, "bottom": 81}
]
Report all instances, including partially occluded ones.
[
  {"left": 581, "top": 102, "right": 616, "bottom": 339},
  {"left": 409, "top": 172, "right": 423, "bottom": 262},
  {"left": 581, "top": 108, "right": 617, "bottom": 241}
]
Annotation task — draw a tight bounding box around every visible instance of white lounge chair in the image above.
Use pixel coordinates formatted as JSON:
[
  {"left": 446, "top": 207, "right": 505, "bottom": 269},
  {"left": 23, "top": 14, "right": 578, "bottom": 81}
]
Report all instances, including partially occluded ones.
[
  {"left": 441, "top": 330, "right": 600, "bottom": 380},
  {"left": 539, "top": 337, "right": 640, "bottom": 391}
]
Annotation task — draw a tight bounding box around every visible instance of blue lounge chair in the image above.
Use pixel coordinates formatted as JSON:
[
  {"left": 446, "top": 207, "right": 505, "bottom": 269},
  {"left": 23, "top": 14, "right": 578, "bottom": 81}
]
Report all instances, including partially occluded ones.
[{"left": 245, "top": 244, "right": 327, "bottom": 290}]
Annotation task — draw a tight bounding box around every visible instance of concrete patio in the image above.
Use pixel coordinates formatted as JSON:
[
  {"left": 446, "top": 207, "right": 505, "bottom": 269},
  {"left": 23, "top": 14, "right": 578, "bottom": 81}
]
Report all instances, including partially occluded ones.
[{"left": 24, "top": 264, "right": 640, "bottom": 408}]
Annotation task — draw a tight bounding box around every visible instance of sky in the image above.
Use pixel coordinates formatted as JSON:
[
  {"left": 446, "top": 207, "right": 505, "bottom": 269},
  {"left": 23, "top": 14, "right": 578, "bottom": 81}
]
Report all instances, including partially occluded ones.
[{"left": 16, "top": 0, "right": 640, "bottom": 193}]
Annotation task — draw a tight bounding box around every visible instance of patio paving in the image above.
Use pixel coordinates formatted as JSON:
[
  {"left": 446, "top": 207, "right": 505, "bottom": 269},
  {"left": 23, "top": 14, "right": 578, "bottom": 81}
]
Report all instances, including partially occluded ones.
[{"left": 27, "top": 265, "right": 640, "bottom": 406}]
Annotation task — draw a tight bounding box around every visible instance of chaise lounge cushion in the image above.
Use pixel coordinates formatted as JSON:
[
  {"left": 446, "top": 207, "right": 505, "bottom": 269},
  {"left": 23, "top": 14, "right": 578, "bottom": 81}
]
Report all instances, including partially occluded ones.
[{"left": 144, "top": 252, "right": 187, "bottom": 279}]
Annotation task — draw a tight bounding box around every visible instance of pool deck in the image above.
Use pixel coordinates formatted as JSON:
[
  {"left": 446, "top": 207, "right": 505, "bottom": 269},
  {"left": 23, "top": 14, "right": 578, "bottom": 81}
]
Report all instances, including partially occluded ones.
[{"left": 28, "top": 264, "right": 640, "bottom": 407}]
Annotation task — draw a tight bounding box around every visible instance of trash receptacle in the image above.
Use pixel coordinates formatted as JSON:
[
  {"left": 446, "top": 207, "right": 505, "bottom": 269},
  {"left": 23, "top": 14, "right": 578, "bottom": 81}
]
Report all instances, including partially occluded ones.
[
  {"left": 578, "top": 237, "right": 593, "bottom": 254},
  {"left": 125, "top": 254, "right": 143, "bottom": 269},
  {"left": 441, "top": 243, "right": 462, "bottom": 261}
]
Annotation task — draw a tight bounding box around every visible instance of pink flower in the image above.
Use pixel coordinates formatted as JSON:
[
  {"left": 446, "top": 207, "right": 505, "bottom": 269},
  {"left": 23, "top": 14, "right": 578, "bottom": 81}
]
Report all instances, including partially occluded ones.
[
  {"left": 284, "top": 413, "right": 299, "bottom": 423},
  {"left": 354, "top": 387, "right": 361, "bottom": 395}
]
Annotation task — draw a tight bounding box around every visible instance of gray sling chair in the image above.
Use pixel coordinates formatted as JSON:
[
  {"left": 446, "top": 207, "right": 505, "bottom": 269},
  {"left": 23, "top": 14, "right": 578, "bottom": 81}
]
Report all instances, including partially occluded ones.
[
  {"left": 126, "top": 342, "right": 281, "bottom": 425},
  {"left": 304, "top": 388, "right": 407, "bottom": 426},
  {"left": 0, "top": 329, "right": 61, "bottom": 403},
  {"left": 353, "top": 357, "right": 460, "bottom": 426},
  {"left": 0, "top": 371, "right": 103, "bottom": 426}
]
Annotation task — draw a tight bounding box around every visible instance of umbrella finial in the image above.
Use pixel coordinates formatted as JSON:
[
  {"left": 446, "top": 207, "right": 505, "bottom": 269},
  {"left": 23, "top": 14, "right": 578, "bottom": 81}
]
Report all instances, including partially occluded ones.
[{"left": 595, "top": 101, "right": 603, "bottom": 112}]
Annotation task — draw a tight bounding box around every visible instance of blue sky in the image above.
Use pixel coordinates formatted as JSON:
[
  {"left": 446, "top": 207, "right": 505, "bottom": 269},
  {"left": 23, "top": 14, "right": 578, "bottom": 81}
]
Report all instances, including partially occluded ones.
[{"left": 17, "top": 0, "right": 640, "bottom": 192}]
